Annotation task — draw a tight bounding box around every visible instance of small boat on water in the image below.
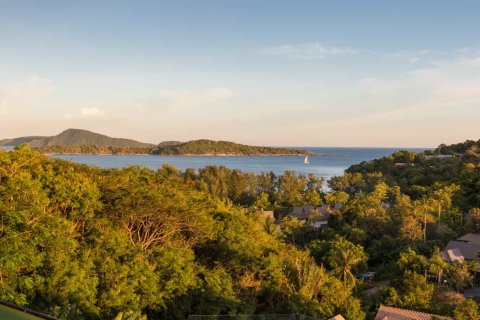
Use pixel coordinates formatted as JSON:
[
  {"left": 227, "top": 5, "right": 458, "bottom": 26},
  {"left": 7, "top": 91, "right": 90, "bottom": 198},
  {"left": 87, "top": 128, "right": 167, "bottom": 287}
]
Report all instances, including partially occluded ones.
[{"left": 304, "top": 155, "right": 309, "bottom": 164}]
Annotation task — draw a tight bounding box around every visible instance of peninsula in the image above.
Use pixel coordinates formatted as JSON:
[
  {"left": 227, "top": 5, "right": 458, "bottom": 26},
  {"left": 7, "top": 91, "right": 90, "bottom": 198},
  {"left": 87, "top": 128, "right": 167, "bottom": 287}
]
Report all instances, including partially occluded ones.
[{"left": 1, "top": 129, "right": 316, "bottom": 156}]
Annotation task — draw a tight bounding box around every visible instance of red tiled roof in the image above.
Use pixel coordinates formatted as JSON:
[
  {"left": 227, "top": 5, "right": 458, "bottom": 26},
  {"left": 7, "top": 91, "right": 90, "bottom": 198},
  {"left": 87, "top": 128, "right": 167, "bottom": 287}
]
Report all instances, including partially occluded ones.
[{"left": 374, "top": 306, "right": 451, "bottom": 320}]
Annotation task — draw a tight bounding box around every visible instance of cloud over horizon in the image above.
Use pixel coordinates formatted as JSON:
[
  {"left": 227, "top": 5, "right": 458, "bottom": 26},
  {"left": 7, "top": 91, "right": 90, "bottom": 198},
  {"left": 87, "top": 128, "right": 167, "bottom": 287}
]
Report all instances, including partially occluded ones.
[
  {"left": 259, "top": 42, "right": 357, "bottom": 59},
  {"left": 0, "top": 76, "right": 53, "bottom": 115},
  {"left": 141, "top": 87, "right": 234, "bottom": 112}
]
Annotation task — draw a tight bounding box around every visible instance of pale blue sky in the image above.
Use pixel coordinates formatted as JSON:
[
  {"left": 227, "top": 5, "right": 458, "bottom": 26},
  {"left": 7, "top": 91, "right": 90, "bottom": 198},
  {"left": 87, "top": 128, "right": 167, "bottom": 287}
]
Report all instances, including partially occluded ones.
[{"left": 1, "top": 0, "right": 480, "bottom": 147}]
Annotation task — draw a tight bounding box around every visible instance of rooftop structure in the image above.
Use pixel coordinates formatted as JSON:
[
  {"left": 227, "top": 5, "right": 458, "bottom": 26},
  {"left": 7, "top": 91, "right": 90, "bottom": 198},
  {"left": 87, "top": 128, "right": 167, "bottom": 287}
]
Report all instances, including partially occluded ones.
[{"left": 374, "top": 305, "right": 451, "bottom": 320}]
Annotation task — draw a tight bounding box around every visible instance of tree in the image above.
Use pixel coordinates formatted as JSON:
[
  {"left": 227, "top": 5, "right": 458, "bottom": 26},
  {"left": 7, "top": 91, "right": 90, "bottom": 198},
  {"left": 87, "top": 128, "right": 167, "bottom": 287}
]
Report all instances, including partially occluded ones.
[
  {"left": 253, "top": 192, "right": 270, "bottom": 210},
  {"left": 431, "top": 183, "right": 460, "bottom": 221},
  {"left": 447, "top": 263, "right": 473, "bottom": 291},
  {"left": 386, "top": 271, "right": 434, "bottom": 311},
  {"left": 276, "top": 171, "right": 306, "bottom": 205},
  {"left": 413, "top": 197, "right": 434, "bottom": 242},
  {"left": 304, "top": 189, "right": 322, "bottom": 206},
  {"left": 399, "top": 216, "right": 424, "bottom": 242},
  {"left": 397, "top": 248, "right": 428, "bottom": 275},
  {"left": 324, "top": 236, "right": 367, "bottom": 287},
  {"left": 428, "top": 247, "right": 447, "bottom": 284},
  {"left": 454, "top": 299, "right": 480, "bottom": 320},
  {"left": 325, "top": 191, "right": 349, "bottom": 207},
  {"left": 280, "top": 216, "right": 305, "bottom": 244}
]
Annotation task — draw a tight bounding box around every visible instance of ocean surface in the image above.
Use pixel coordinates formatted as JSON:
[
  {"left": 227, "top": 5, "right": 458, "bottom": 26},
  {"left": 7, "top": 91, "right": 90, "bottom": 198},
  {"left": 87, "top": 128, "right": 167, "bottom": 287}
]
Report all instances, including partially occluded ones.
[{"left": 31, "top": 147, "right": 428, "bottom": 179}]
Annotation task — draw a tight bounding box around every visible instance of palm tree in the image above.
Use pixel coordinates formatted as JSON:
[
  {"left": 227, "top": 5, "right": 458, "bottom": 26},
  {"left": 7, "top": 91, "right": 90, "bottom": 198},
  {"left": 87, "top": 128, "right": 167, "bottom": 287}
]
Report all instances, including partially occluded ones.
[
  {"left": 414, "top": 198, "right": 434, "bottom": 242},
  {"left": 326, "top": 236, "right": 367, "bottom": 287}
]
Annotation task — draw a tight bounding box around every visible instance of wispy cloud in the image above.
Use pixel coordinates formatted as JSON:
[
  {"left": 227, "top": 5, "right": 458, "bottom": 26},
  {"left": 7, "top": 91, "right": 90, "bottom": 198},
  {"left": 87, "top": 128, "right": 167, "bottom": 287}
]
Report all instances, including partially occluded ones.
[
  {"left": 64, "top": 107, "right": 106, "bottom": 120},
  {"left": 259, "top": 42, "right": 357, "bottom": 59},
  {"left": 0, "top": 76, "right": 53, "bottom": 115},
  {"left": 141, "top": 87, "right": 234, "bottom": 111},
  {"left": 81, "top": 107, "right": 106, "bottom": 117},
  {"left": 329, "top": 55, "right": 480, "bottom": 126},
  {"left": 389, "top": 49, "right": 433, "bottom": 63}
]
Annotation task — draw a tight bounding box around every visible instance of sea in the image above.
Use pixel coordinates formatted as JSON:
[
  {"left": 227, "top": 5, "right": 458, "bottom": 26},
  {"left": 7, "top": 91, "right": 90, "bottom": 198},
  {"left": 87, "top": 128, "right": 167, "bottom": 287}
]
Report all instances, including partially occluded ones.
[{"left": 0, "top": 147, "right": 426, "bottom": 179}]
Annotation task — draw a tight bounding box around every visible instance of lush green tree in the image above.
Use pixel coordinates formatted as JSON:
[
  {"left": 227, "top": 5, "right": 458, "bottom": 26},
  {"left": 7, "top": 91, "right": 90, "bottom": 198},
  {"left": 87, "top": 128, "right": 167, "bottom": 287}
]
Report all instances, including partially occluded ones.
[
  {"left": 453, "top": 299, "right": 480, "bottom": 320},
  {"left": 386, "top": 271, "right": 434, "bottom": 311},
  {"left": 276, "top": 171, "right": 307, "bottom": 205},
  {"left": 323, "top": 236, "right": 367, "bottom": 287}
]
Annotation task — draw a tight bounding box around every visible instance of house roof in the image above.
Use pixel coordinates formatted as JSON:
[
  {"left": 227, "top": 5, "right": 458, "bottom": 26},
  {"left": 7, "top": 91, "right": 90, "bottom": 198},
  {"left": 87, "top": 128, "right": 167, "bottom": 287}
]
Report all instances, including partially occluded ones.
[
  {"left": 457, "top": 232, "right": 480, "bottom": 244},
  {"left": 442, "top": 240, "right": 480, "bottom": 261},
  {"left": 441, "top": 248, "right": 465, "bottom": 263},
  {"left": 374, "top": 306, "right": 451, "bottom": 320},
  {"left": 329, "top": 315, "right": 346, "bottom": 320},
  {"left": 288, "top": 204, "right": 332, "bottom": 221}
]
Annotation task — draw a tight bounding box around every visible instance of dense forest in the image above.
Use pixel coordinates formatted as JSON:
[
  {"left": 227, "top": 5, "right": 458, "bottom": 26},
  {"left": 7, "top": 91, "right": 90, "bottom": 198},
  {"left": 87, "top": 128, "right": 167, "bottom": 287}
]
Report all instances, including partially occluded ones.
[
  {"left": 1, "top": 141, "right": 480, "bottom": 319},
  {"left": 33, "top": 140, "right": 312, "bottom": 156}
]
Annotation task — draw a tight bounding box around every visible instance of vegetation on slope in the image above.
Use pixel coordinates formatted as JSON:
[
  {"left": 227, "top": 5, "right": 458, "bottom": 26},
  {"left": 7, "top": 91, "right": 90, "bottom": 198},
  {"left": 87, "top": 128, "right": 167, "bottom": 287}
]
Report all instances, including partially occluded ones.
[
  {"left": 32, "top": 129, "right": 154, "bottom": 148},
  {"left": 3, "top": 139, "right": 480, "bottom": 320},
  {"left": 0, "top": 147, "right": 362, "bottom": 320},
  {"left": 32, "top": 145, "right": 156, "bottom": 155},
  {"left": 33, "top": 139, "right": 313, "bottom": 156},
  {"left": 340, "top": 140, "right": 480, "bottom": 209},
  {"left": 0, "top": 136, "right": 47, "bottom": 147},
  {"left": 0, "top": 129, "right": 154, "bottom": 148},
  {"left": 153, "top": 139, "right": 312, "bottom": 155}
]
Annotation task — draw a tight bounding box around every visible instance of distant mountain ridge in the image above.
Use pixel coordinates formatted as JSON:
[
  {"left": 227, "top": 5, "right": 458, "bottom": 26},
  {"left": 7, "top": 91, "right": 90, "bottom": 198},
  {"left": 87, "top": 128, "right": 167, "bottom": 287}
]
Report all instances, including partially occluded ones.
[
  {"left": 0, "top": 136, "right": 48, "bottom": 147},
  {"left": 2, "top": 129, "right": 313, "bottom": 155},
  {"left": 0, "top": 129, "right": 155, "bottom": 148}
]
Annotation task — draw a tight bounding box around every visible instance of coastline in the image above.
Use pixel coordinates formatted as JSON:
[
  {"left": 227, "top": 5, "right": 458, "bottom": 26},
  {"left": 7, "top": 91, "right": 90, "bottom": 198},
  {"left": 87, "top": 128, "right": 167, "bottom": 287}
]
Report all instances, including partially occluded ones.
[{"left": 41, "top": 152, "right": 340, "bottom": 157}]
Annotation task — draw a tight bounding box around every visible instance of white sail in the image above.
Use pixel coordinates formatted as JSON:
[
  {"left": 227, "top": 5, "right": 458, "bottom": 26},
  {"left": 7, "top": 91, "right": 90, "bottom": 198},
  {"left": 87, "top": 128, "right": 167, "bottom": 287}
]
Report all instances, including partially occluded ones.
[{"left": 304, "top": 155, "right": 309, "bottom": 164}]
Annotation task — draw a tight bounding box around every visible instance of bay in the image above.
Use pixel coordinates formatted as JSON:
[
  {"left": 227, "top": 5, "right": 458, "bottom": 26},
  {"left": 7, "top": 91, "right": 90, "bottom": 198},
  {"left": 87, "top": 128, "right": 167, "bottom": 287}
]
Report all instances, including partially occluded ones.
[{"left": 46, "top": 147, "right": 427, "bottom": 179}]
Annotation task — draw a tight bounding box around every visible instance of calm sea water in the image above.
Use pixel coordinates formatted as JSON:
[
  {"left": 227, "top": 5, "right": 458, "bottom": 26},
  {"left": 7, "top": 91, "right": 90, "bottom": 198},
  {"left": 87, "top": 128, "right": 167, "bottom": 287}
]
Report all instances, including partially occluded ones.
[{"left": 35, "top": 147, "right": 427, "bottom": 179}]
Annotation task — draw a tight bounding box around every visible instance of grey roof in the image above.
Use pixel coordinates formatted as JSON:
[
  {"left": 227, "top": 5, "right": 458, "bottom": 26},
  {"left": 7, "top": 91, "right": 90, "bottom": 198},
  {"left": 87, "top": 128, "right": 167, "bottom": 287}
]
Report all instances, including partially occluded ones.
[
  {"left": 288, "top": 204, "right": 331, "bottom": 221},
  {"left": 441, "top": 248, "right": 465, "bottom": 263},
  {"left": 442, "top": 240, "right": 480, "bottom": 261},
  {"left": 457, "top": 232, "right": 480, "bottom": 244}
]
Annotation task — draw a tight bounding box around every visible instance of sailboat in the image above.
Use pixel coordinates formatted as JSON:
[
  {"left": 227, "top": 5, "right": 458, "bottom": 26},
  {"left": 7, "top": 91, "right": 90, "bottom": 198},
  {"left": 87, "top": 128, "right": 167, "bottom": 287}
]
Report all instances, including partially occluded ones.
[{"left": 304, "top": 155, "right": 309, "bottom": 164}]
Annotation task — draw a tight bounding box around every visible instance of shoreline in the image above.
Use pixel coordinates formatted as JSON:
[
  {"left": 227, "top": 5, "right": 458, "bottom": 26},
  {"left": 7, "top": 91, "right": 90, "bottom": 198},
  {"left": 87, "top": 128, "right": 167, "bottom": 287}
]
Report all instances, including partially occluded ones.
[{"left": 44, "top": 152, "right": 341, "bottom": 157}]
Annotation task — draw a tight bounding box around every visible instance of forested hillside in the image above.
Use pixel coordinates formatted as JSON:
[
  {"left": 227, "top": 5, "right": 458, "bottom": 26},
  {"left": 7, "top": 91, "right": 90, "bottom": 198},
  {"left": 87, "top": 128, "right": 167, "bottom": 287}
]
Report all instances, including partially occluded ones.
[
  {"left": 0, "top": 147, "right": 361, "bottom": 320},
  {"left": 1, "top": 142, "right": 480, "bottom": 320},
  {"left": 33, "top": 139, "right": 312, "bottom": 156},
  {"left": 342, "top": 139, "right": 480, "bottom": 209},
  {"left": 0, "top": 129, "right": 154, "bottom": 148},
  {"left": 153, "top": 139, "right": 311, "bottom": 155}
]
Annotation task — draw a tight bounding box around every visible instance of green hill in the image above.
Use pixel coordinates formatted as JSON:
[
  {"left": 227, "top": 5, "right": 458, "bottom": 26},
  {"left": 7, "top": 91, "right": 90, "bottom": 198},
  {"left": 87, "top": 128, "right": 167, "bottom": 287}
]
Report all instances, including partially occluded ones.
[
  {"left": 336, "top": 139, "right": 480, "bottom": 208},
  {"left": 158, "top": 140, "right": 183, "bottom": 147},
  {"left": 34, "top": 129, "right": 154, "bottom": 148},
  {"left": 4, "top": 130, "right": 313, "bottom": 155},
  {"left": 154, "top": 139, "right": 312, "bottom": 155},
  {"left": 1, "top": 129, "right": 154, "bottom": 148},
  {"left": 0, "top": 136, "right": 47, "bottom": 147}
]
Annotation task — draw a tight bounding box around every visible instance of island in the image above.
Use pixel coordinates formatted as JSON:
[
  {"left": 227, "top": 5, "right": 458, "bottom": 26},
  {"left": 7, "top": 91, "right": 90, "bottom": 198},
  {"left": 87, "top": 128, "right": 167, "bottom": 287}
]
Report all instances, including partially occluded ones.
[{"left": 1, "top": 129, "right": 320, "bottom": 156}]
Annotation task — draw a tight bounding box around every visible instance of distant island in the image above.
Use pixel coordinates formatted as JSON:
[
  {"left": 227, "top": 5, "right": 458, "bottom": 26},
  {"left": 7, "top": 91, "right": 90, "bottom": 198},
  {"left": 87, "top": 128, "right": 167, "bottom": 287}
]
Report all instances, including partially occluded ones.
[
  {"left": 1, "top": 129, "right": 319, "bottom": 156},
  {"left": 0, "top": 128, "right": 154, "bottom": 148}
]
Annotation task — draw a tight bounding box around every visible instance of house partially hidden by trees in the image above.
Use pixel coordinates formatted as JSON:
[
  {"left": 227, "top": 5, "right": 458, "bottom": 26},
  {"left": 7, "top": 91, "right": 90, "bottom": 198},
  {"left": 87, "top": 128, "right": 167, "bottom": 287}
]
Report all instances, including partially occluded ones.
[
  {"left": 374, "top": 305, "right": 451, "bottom": 320},
  {"left": 441, "top": 231, "right": 480, "bottom": 263},
  {"left": 394, "top": 162, "right": 408, "bottom": 169},
  {"left": 287, "top": 204, "right": 341, "bottom": 229}
]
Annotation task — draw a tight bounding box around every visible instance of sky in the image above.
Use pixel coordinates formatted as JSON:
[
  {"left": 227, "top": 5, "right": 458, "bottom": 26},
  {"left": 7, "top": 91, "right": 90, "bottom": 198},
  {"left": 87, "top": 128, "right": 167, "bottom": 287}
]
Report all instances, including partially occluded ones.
[{"left": 1, "top": 0, "right": 480, "bottom": 147}]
